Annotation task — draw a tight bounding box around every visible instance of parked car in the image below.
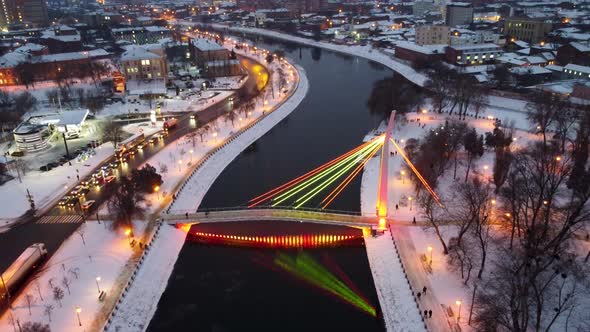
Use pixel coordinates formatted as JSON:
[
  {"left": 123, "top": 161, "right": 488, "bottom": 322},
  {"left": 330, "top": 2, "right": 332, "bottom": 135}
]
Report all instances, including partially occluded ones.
[
  {"left": 81, "top": 200, "right": 95, "bottom": 210},
  {"left": 39, "top": 165, "right": 51, "bottom": 172},
  {"left": 48, "top": 162, "right": 59, "bottom": 169}
]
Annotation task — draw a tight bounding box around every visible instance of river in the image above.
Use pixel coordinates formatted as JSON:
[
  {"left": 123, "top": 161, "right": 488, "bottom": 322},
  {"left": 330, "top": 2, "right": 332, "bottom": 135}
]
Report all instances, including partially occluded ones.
[{"left": 147, "top": 36, "right": 405, "bottom": 331}]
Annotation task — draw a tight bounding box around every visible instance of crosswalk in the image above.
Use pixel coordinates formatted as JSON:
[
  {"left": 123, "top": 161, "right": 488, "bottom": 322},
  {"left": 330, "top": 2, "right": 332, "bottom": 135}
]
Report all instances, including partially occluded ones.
[{"left": 36, "top": 215, "right": 84, "bottom": 225}]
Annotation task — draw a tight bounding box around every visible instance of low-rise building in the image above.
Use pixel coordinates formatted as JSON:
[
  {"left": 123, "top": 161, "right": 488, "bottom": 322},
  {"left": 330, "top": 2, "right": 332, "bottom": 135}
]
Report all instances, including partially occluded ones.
[
  {"left": 120, "top": 44, "right": 168, "bottom": 83},
  {"left": 394, "top": 41, "right": 445, "bottom": 67},
  {"left": 563, "top": 63, "right": 590, "bottom": 79},
  {"left": 503, "top": 17, "right": 552, "bottom": 44},
  {"left": 188, "top": 37, "right": 230, "bottom": 67},
  {"left": 445, "top": 43, "right": 503, "bottom": 66},
  {"left": 111, "top": 26, "right": 172, "bottom": 45},
  {"left": 416, "top": 25, "right": 449, "bottom": 45},
  {"left": 556, "top": 42, "right": 590, "bottom": 66}
]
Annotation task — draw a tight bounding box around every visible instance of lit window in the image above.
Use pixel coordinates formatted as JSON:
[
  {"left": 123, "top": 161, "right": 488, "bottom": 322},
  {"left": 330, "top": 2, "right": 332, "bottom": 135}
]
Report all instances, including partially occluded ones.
[
  {"left": 457, "top": 56, "right": 461, "bottom": 60},
  {"left": 141, "top": 60, "right": 150, "bottom": 66}
]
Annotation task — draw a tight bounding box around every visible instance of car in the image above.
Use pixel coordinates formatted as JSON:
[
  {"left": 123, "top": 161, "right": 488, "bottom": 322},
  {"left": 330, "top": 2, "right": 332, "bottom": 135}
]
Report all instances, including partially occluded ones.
[
  {"left": 81, "top": 200, "right": 95, "bottom": 210},
  {"left": 190, "top": 114, "right": 195, "bottom": 120},
  {"left": 66, "top": 197, "right": 79, "bottom": 207},
  {"left": 48, "top": 162, "right": 59, "bottom": 169},
  {"left": 58, "top": 198, "right": 68, "bottom": 207},
  {"left": 104, "top": 175, "right": 116, "bottom": 183},
  {"left": 39, "top": 165, "right": 51, "bottom": 172},
  {"left": 80, "top": 180, "right": 90, "bottom": 189}
]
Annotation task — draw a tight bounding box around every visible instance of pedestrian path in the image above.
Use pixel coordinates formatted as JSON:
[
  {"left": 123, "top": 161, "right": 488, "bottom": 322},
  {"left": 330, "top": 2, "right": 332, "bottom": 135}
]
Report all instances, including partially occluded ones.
[
  {"left": 36, "top": 215, "right": 83, "bottom": 224},
  {"left": 364, "top": 229, "right": 426, "bottom": 332},
  {"left": 392, "top": 225, "right": 454, "bottom": 332}
]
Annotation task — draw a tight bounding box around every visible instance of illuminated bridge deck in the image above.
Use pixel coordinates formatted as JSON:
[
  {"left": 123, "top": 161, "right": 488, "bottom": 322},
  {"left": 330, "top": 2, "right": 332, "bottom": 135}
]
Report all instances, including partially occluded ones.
[{"left": 162, "top": 208, "right": 379, "bottom": 227}]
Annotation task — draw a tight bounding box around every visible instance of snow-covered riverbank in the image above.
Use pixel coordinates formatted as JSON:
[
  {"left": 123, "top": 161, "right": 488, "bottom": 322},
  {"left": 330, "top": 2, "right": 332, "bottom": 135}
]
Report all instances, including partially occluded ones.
[
  {"left": 103, "top": 63, "right": 308, "bottom": 332},
  {"left": 208, "top": 23, "right": 428, "bottom": 87}
]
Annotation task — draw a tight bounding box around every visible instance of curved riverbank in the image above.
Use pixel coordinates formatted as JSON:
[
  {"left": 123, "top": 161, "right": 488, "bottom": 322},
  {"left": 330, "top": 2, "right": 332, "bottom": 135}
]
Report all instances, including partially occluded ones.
[
  {"left": 103, "top": 59, "right": 308, "bottom": 332},
  {"left": 209, "top": 23, "right": 428, "bottom": 87}
]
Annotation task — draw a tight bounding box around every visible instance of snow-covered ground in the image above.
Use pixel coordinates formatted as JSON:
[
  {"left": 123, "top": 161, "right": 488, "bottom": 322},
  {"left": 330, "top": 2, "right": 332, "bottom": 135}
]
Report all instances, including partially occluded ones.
[
  {"left": 364, "top": 230, "right": 426, "bottom": 332},
  {"left": 0, "top": 143, "right": 114, "bottom": 228},
  {"left": 103, "top": 62, "right": 307, "bottom": 331},
  {"left": 0, "top": 220, "right": 135, "bottom": 332}
]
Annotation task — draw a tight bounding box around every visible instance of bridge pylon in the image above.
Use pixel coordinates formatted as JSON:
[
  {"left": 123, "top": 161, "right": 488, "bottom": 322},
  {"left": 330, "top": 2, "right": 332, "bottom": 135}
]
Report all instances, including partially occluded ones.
[{"left": 376, "top": 111, "right": 396, "bottom": 229}]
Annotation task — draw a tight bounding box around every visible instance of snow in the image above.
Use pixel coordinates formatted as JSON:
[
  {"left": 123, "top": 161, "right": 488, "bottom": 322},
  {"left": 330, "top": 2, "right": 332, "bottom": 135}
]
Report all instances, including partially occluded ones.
[
  {"left": 364, "top": 230, "right": 426, "bottom": 332},
  {"left": 103, "top": 56, "right": 308, "bottom": 331},
  {"left": 0, "top": 221, "right": 134, "bottom": 332},
  {"left": 0, "top": 143, "right": 114, "bottom": 229},
  {"left": 207, "top": 23, "right": 429, "bottom": 87}
]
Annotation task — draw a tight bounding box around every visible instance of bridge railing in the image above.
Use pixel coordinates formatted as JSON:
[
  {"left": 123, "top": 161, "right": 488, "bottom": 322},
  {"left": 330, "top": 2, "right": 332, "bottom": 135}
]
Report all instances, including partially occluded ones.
[{"left": 167, "top": 205, "right": 364, "bottom": 216}]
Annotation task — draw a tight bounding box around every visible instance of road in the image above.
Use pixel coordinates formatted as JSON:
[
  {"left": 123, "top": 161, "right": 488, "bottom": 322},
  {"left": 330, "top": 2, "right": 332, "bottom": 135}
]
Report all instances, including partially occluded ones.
[{"left": 0, "top": 57, "right": 266, "bottom": 273}]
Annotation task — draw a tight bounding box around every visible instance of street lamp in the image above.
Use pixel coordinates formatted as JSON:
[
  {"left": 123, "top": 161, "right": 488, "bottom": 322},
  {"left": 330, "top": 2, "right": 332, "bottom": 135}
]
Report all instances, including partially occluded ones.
[
  {"left": 95, "top": 277, "right": 101, "bottom": 293},
  {"left": 408, "top": 196, "right": 413, "bottom": 210},
  {"left": 401, "top": 170, "right": 406, "bottom": 184},
  {"left": 456, "top": 300, "right": 462, "bottom": 323},
  {"left": 154, "top": 185, "right": 160, "bottom": 200},
  {"left": 178, "top": 159, "right": 182, "bottom": 172},
  {"left": 124, "top": 228, "right": 132, "bottom": 245},
  {"left": 189, "top": 149, "right": 193, "bottom": 162},
  {"left": 427, "top": 246, "right": 433, "bottom": 265},
  {"left": 212, "top": 131, "right": 218, "bottom": 144},
  {"left": 75, "top": 307, "right": 82, "bottom": 326}
]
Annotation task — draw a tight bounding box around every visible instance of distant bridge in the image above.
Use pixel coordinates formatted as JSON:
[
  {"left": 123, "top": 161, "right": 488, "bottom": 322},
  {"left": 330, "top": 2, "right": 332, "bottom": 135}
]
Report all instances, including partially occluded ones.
[{"left": 162, "top": 207, "right": 379, "bottom": 228}]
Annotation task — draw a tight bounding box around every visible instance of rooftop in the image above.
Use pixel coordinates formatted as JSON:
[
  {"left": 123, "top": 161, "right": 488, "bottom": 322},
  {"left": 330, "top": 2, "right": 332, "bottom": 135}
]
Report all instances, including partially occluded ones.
[{"left": 191, "top": 38, "right": 226, "bottom": 52}]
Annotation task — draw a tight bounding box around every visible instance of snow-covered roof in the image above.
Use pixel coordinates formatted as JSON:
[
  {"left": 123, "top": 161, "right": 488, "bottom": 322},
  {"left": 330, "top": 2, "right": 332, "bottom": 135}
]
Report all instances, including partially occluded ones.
[
  {"left": 36, "top": 49, "right": 109, "bottom": 63},
  {"left": 121, "top": 45, "right": 161, "bottom": 61},
  {"left": 545, "top": 64, "right": 563, "bottom": 72},
  {"left": 450, "top": 43, "right": 501, "bottom": 51},
  {"left": 39, "top": 110, "right": 89, "bottom": 126},
  {"left": 0, "top": 51, "right": 28, "bottom": 68},
  {"left": 191, "top": 38, "right": 225, "bottom": 51},
  {"left": 570, "top": 42, "right": 590, "bottom": 52},
  {"left": 510, "top": 66, "right": 552, "bottom": 75},
  {"left": 14, "top": 43, "right": 46, "bottom": 54},
  {"left": 564, "top": 63, "right": 590, "bottom": 75},
  {"left": 145, "top": 26, "right": 170, "bottom": 33},
  {"left": 394, "top": 41, "right": 446, "bottom": 55},
  {"left": 513, "top": 40, "right": 530, "bottom": 48}
]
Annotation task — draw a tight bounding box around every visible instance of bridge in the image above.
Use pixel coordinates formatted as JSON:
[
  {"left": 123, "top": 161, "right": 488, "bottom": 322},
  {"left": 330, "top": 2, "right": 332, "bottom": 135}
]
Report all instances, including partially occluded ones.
[
  {"left": 163, "top": 207, "right": 379, "bottom": 228},
  {"left": 162, "top": 207, "right": 427, "bottom": 229}
]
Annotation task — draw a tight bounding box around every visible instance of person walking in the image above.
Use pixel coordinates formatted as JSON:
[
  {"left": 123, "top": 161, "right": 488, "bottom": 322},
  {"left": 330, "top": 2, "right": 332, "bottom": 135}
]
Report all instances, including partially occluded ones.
[
  {"left": 417, "top": 292, "right": 421, "bottom": 300},
  {"left": 428, "top": 310, "right": 432, "bottom": 318},
  {"left": 423, "top": 286, "right": 427, "bottom": 294},
  {"left": 424, "top": 310, "right": 428, "bottom": 318},
  {"left": 413, "top": 216, "right": 416, "bottom": 224}
]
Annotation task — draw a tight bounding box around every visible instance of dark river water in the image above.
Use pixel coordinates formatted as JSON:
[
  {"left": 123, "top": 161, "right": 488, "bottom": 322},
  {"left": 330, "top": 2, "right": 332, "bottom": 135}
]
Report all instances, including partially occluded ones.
[{"left": 147, "top": 37, "right": 402, "bottom": 332}]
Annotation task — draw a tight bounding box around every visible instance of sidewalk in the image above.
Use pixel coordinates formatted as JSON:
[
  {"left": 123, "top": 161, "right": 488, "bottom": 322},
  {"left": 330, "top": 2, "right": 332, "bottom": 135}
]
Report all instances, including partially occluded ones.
[{"left": 392, "top": 225, "right": 455, "bottom": 332}]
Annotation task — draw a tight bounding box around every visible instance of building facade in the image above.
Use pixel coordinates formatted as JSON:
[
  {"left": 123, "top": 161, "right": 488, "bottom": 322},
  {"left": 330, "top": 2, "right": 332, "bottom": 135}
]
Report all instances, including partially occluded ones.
[
  {"left": 188, "top": 37, "right": 230, "bottom": 67},
  {"left": 445, "top": 2, "right": 473, "bottom": 27},
  {"left": 0, "top": 0, "right": 48, "bottom": 29},
  {"left": 445, "top": 43, "right": 503, "bottom": 65},
  {"left": 120, "top": 45, "right": 168, "bottom": 82},
  {"left": 503, "top": 17, "right": 552, "bottom": 43},
  {"left": 416, "top": 25, "right": 449, "bottom": 45}
]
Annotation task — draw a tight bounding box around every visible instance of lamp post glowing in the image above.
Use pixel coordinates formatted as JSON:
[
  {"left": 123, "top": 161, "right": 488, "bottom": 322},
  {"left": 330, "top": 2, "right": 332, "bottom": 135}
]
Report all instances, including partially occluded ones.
[
  {"left": 154, "top": 185, "right": 160, "bottom": 200},
  {"left": 427, "top": 246, "right": 433, "bottom": 265},
  {"left": 178, "top": 159, "right": 182, "bottom": 172},
  {"left": 456, "top": 300, "right": 462, "bottom": 323},
  {"left": 401, "top": 170, "right": 406, "bottom": 184},
  {"left": 212, "top": 131, "right": 218, "bottom": 144},
  {"left": 124, "top": 228, "right": 132, "bottom": 245},
  {"left": 408, "top": 196, "right": 413, "bottom": 211},
  {"left": 95, "top": 277, "right": 101, "bottom": 293},
  {"left": 189, "top": 149, "right": 193, "bottom": 162},
  {"left": 75, "top": 307, "right": 82, "bottom": 326}
]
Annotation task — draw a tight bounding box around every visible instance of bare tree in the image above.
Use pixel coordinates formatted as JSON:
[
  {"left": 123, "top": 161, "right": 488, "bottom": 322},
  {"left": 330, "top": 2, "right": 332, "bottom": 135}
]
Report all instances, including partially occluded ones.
[
  {"left": 102, "top": 121, "right": 123, "bottom": 148},
  {"left": 43, "top": 304, "right": 54, "bottom": 322},
  {"left": 77, "top": 229, "right": 86, "bottom": 246},
  {"left": 61, "top": 276, "right": 71, "bottom": 295},
  {"left": 420, "top": 195, "right": 449, "bottom": 254},
  {"left": 526, "top": 91, "right": 561, "bottom": 148},
  {"left": 52, "top": 287, "right": 64, "bottom": 307},
  {"left": 463, "top": 128, "right": 484, "bottom": 182},
  {"left": 34, "top": 281, "right": 43, "bottom": 301},
  {"left": 24, "top": 293, "right": 34, "bottom": 315},
  {"left": 68, "top": 267, "right": 80, "bottom": 280},
  {"left": 21, "top": 321, "right": 51, "bottom": 332}
]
